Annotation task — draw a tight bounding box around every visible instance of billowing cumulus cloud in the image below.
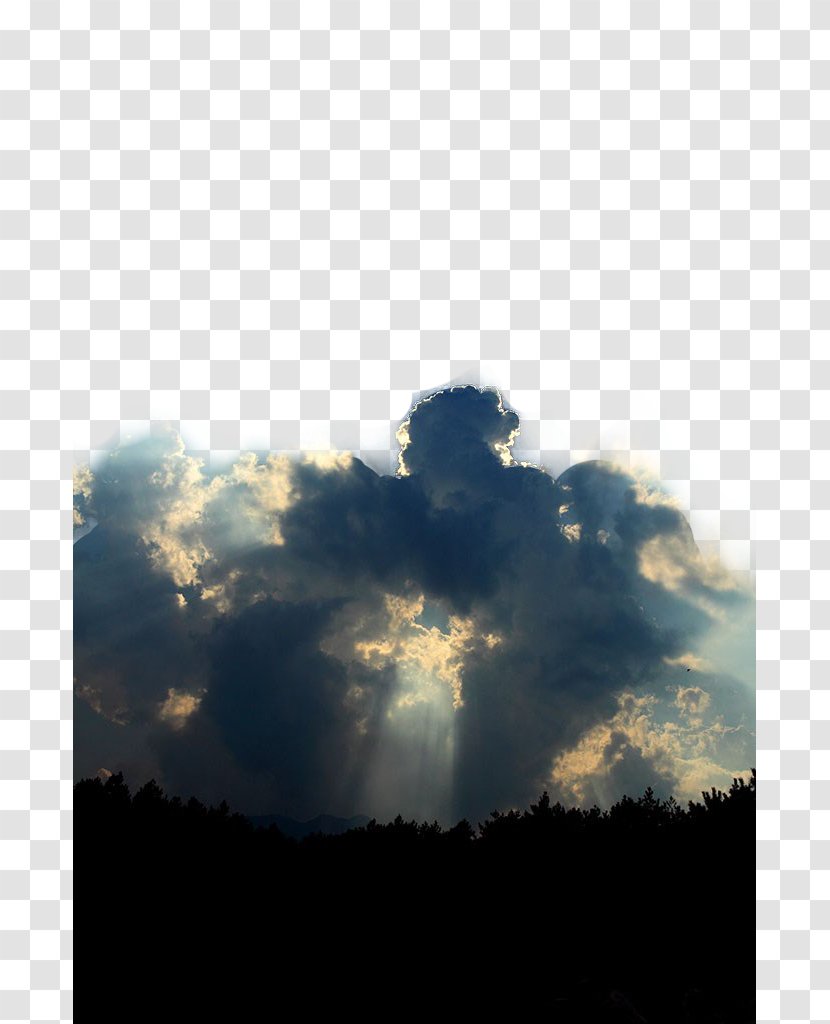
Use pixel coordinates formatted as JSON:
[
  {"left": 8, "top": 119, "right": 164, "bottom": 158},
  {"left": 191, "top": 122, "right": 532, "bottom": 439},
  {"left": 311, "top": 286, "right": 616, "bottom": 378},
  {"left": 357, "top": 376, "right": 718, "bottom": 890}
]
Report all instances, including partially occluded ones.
[{"left": 74, "top": 386, "right": 755, "bottom": 823}]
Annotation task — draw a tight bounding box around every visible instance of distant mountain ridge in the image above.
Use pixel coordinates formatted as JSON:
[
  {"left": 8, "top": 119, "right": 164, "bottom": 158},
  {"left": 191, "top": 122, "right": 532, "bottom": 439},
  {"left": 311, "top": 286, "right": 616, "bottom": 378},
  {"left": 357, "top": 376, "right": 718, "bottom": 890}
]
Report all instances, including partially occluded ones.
[{"left": 247, "top": 811, "right": 371, "bottom": 839}]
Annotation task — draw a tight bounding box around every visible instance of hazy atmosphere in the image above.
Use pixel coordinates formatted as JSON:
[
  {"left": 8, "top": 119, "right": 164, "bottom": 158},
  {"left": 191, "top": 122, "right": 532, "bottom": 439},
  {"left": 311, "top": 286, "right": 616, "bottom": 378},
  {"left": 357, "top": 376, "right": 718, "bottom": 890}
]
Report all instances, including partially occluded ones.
[{"left": 74, "top": 385, "right": 754, "bottom": 824}]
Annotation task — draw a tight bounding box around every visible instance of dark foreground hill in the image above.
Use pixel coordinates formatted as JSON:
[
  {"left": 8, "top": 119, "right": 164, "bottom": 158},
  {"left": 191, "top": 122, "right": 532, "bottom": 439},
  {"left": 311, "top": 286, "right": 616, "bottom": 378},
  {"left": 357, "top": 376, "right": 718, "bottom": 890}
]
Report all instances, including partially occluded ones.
[
  {"left": 247, "top": 810, "right": 371, "bottom": 838},
  {"left": 78, "top": 771, "right": 755, "bottom": 1022}
]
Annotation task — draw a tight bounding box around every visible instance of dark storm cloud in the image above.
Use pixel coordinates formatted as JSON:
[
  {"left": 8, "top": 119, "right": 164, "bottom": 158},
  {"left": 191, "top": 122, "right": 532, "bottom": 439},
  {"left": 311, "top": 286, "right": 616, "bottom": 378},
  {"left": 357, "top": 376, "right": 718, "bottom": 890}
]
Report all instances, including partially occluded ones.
[
  {"left": 74, "top": 386, "right": 755, "bottom": 821},
  {"left": 73, "top": 523, "right": 205, "bottom": 722},
  {"left": 196, "top": 597, "right": 397, "bottom": 817}
]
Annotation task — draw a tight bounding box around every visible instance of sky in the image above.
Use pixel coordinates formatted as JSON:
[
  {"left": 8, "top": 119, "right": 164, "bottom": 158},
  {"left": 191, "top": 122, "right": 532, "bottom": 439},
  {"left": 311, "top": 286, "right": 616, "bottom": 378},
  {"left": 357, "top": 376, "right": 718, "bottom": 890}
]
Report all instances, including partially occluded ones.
[{"left": 73, "top": 385, "right": 755, "bottom": 824}]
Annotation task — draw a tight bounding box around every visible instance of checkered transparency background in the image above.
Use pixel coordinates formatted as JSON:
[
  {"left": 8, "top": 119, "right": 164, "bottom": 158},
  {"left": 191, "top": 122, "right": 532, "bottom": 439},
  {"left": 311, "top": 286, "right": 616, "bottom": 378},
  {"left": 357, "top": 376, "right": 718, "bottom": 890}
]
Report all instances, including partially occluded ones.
[{"left": 0, "top": 0, "right": 826, "bottom": 1018}]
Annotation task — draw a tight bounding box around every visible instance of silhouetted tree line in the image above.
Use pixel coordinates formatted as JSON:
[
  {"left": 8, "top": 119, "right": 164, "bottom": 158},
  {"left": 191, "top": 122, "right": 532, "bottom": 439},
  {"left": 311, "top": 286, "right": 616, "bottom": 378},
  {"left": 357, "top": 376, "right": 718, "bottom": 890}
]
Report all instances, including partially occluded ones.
[
  {"left": 79, "top": 772, "right": 755, "bottom": 1022},
  {"left": 77, "top": 768, "right": 755, "bottom": 844}
]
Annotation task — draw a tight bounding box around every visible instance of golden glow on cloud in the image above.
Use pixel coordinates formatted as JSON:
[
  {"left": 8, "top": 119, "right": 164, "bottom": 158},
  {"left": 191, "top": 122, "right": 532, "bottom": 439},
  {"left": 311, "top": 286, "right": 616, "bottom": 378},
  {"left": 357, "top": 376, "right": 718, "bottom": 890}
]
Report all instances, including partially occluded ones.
[
  {"left": 561, "top": 522, "right": 582, "bottom": 543},
  {"left": 637, "top": 532, "right": 742, "bottom": 617},
  {"left": 630, "top": 478, "right": 681, "bottom": 510},
  {"left": 383, "top": 592, "right": 425, "bottom": 625},
  {"left": 493, "top": 425, "right": 519, "bottom": 467},
  {"left": 303, "top": 450, "right": 354, "bottom": 472},
  {"left": 73, "top": 464, "right": 94, "bottom": 526},
  {"left": 229, "top": 451, "right": 295, "bottom": 546},
  {"left": 351, "top": 592, "right": 501, "bottom": 711},
  {"left": 158, "top": 687, "right": 205, "bottom": 729},
  {"left": 674, "top": 685, "right": 712, "bottom": 722},
  {"left": 550, "top": 689, "right": 749, "bottom": 805},
  {"left": 492, "top": 389, "right": 519, "bottom": 465},
  {"left": 143, "top": 440, "right": 226, "bottom": 588},
  {"left": 590, "top": 464, "right": 751, "bottom": 618},
  {"left": 199, "top": 570, "right": 243, "bottom": 613},
  {"left": 110, "top": 443, "right": 302, "bottom": 600},
  {"left": 395, "top": 420, "right": 412, "bottom": 477},
  {"left": 551, "top": 692, "right": 656, "bottom": 803}
]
